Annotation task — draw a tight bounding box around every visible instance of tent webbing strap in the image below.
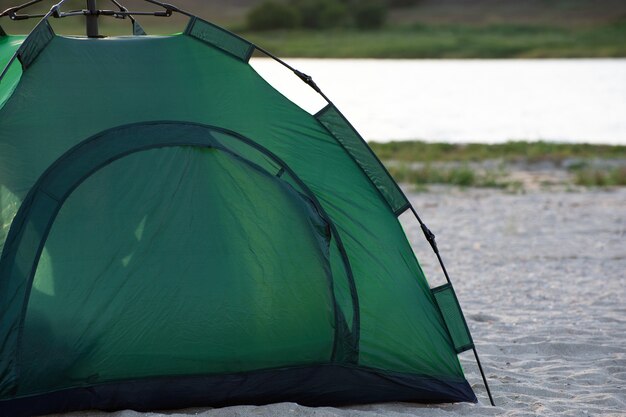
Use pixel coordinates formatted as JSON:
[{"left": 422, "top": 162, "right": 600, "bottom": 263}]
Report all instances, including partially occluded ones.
[
  {"left": 431, "top": 284, "right": 473, "bottom": 353},
  {"left": 16, "top": 18, "right": 52, "bottom": 68},
  {"left": 315, "top": 104, "right": 409, "bottom": 214},
  {"left": 185, "top": 16, "right": 254, "bottom": 62}
]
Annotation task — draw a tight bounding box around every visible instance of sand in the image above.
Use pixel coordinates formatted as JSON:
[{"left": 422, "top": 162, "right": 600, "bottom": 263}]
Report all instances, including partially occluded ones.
[{"left": 51, "top": 187, "right": 626, "bottom": 417}]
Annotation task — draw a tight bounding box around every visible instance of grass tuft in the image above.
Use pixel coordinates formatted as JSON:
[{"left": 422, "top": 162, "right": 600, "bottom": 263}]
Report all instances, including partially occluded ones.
[
  {"left": 388, "top": 164, "right": 513, "bottom": 189},
  {"left": 571, "top": 166, "right": 626, "bottom": 187},
  {"left": 369, "top": 141, "right": 626, "bottom": 164},
  {"left": 377, "top": 141, "right": 626, "bottom": 191}
]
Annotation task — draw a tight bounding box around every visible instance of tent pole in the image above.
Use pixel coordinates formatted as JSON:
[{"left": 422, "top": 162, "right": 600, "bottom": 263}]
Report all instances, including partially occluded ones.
[
  {"left": 409, "top": 206, "right": 495, "bottom": 406},
  {"left": 86, "top": 0, "right": 98, "bottom": 37},
  {"left": 472, "top": 346, "right": 495, "bottom": 406}
]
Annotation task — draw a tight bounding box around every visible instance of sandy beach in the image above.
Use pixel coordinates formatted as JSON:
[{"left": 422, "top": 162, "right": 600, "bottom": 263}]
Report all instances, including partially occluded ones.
[{"left": 50, "top": 186, "right": 626, "bottom": 417}]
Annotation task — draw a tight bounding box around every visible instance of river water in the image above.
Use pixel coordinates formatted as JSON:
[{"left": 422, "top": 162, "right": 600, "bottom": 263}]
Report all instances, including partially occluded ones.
[{"left": 251, "top": 58, "right": 626, "bottom": 144}]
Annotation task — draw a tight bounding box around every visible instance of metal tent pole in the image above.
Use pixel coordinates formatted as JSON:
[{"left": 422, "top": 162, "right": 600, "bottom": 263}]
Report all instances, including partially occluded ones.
[
  {"left": 409, "top": 206, "right": 495, "bottom": 406},
  {"left": 86, "top": 0, "right": 98, "bottom": 37},
  {"left": 472, "top": 346, "right": 495, "bottom": 406}
]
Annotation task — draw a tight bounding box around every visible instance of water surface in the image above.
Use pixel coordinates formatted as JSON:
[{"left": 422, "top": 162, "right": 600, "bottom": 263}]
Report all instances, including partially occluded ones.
[{"left": 251, "top": 58, "right": 626, "bottom": 144}]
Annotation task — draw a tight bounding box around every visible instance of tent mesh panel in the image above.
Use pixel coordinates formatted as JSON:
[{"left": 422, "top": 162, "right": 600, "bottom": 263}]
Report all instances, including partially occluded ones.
[
  {"left": 315, "top": 105, "right": 408, "bottom": 214},
  {"left": 432, "top": 284, "right": 473, "bottom": 353},
  {"left": 16, "top": 21, "right": 54, "bottom": 69},
  {"left": 185, "top": 17, "right": 253, "bottom": 62}
]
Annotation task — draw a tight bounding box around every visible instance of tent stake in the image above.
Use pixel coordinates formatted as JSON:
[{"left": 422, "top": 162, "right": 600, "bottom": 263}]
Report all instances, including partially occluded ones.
[{"left": 86, "top": 0, "right": 98, "bottom": 37}]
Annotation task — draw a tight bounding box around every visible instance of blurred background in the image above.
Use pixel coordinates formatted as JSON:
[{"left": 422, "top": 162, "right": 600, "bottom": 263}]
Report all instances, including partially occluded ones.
[
  {"left": 2, "top": 1, "right": 625, "bottom": 56},
  {"left": 241, "top": 0, "right": 624, "bottom": 60},
  {"left": 1, "top": 0, "right": 625, "bottom": 187}
]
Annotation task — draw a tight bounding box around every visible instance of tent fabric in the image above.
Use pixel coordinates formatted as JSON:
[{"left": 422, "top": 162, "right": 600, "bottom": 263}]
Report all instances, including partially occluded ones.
[
  {"left": 0, "top": 14, "right": 477, "bottom": 416},
  {"left": 0, "top": 34, "right": 24, "bottom": 110}
]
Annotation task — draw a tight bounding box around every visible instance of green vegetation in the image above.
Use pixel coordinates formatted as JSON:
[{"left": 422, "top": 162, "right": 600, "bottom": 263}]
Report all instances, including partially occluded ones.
[
  {"left": 388, "top": 0, "right": 420, "bottom": 7},
  {"left": 242, "top": 0, "right": 626, "bottom": 57},
  {"left": 371, "top": 141, "right": 626, "bottom": 190},
  {"left": 245, "top": 22, "right": 626, "bottom": 58},
  {"left": 387, "top": 163, "right": 514, "bottom": 189},
  {"left": 352, "top": 0, "right": 387, "bottom": 30},
  {"left": 291, "top": 0, "right": 350, "bottom": 29},
  {"left": 369, "top": 141, "right": 626, "bottom": 164},
  {"left": 1, "top": 0, "right": 625, "bottom": 57},
  {"left": 570, "top": 165, "right": 626, "bottom": 187},
  {"left": 246, "top": 2, "right": 301, "bottom": 31},
  {"left": 247, "top": 0, "right": 387, "bottom": 31}
]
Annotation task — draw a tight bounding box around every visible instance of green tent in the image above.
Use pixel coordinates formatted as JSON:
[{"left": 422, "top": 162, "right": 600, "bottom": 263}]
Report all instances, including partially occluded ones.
[{"left": 0, "top": 1, "right": 492, "bottom": 415}]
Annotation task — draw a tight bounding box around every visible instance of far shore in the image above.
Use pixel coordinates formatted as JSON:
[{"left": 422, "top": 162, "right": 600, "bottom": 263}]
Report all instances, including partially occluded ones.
[
  {"left": 2, "top": 22, "right": 625, "bottom": 59},
  {"left": 244, "top": 24, "right": 626, "bottom": 59},
  {"left": 369, "top": 140, "right": 626, "bottom": 191}
]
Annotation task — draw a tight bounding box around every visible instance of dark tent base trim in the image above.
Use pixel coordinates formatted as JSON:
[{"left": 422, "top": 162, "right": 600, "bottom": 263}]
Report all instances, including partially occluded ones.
[{"left": 0, "top": 365, "right": 476, "bottom": 416}]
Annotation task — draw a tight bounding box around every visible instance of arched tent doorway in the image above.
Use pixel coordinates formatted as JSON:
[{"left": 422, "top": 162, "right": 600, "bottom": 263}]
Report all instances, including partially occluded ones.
[{"left": 0, "top": 122, "right": 359, "bottom": 400}]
